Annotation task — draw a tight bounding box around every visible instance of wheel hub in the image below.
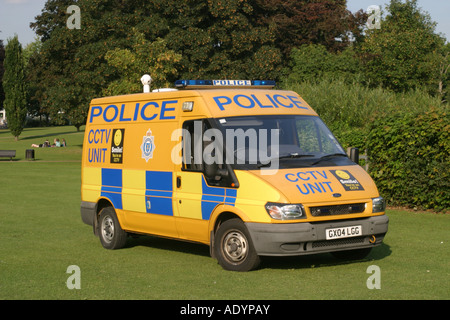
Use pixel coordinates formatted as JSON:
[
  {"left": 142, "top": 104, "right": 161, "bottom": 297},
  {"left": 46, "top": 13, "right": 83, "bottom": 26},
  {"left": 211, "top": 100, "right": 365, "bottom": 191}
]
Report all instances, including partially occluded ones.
[
  {"left": 223, "top": 231, "right": 248, "bottom": 263},
  {"left": 101, "top": 216, "right": 114, "bottom": 243}
]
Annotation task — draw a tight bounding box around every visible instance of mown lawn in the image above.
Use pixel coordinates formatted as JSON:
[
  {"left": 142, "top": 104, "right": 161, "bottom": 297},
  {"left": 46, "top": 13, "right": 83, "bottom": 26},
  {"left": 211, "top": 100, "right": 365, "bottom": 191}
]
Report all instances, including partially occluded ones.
[
  {"left": 0, "top": 126, "right": 448, "bottom": 300},
  {"left": 0, "top": 126, "right": 84, "bottom": 162}
]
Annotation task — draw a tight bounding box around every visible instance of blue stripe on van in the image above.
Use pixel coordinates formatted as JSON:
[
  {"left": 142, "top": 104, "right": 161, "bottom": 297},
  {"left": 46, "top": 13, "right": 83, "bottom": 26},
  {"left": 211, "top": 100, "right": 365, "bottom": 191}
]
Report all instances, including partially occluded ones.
[
  {"left": 201, "top": 176, "right": 236, "bottom": 220},
  {"left": 225, "top": 188, "right": 237, "bottom": 206},
  {"left": 145, "top": 171, "right": 173, "bottom": 216},
  {"left": 101, "top": 168, "right": 123, "bottom": 209}
]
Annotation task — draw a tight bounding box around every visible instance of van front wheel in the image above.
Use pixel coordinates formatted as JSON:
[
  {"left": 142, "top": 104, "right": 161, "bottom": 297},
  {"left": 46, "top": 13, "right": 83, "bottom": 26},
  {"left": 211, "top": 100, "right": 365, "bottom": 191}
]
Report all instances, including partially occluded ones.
[
  {"left": 214, "top": 219, "right": 260, "bottom": 272},
  {"left": 98, "top": 206, "right": 127, "bottom": 250}
]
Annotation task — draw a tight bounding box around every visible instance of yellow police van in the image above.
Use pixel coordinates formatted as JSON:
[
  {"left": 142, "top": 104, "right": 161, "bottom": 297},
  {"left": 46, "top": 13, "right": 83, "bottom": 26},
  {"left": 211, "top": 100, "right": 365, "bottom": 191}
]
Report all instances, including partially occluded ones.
[{"left": 81, "top": 78, "right": 388, "bottom": 271}]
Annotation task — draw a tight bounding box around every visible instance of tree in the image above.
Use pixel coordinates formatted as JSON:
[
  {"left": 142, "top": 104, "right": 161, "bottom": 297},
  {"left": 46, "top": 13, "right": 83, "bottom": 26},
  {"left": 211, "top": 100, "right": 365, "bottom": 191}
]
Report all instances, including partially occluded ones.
[
  {"left": 153, "top": 0, "right": 283, "bottom": 79},
  {"left": 0, "top": 39, "right": 5, "bottom": 113},
  {"left": 3, "top": 36, "right": 27, "bottom": 140},
  {"left": 253, "top": 0, "right": 367, "bottom": 57},
  {"left": 436, "top": 43, "right": 450, "bottom": 102},
  {"left": 358, "top": 0, "right": 447, "bottom": 94},
  {"left": 22, "top": 39, "right": 44, "bottom": 123},
  {"left": 103, "top": 32, "right": 182, "bottom": 96},
  {"left": 31, "top": 0, "right": 137, "bottom": 130},
  {"left": 286, "top": 44, "right": 363, "bottom": 84}
]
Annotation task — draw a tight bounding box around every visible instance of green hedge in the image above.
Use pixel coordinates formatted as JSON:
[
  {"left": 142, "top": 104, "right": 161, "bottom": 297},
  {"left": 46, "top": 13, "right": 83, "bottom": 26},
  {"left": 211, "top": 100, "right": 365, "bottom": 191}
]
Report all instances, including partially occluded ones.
[{"left": 367, "top": 109, "right": 450, "bottom": 211}]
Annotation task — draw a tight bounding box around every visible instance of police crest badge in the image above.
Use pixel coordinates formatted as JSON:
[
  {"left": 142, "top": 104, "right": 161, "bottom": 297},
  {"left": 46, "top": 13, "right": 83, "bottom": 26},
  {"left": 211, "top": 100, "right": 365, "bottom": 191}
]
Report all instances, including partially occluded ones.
[{"left": 141, "top": 129, "right": 155, "bottom": 162}]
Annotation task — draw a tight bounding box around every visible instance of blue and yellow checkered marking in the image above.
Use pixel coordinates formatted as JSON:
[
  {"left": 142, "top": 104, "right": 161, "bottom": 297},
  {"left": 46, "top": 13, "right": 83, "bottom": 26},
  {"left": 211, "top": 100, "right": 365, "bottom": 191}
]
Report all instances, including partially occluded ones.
[
  {"left": 201, "top": 176, "right": 237, "bottom": 220},
  {"left": 99, "top": 168, "right": 235, "bottom": 219},
  {"left": 100, "top": 168, "right": 173, "bottom": 216}
]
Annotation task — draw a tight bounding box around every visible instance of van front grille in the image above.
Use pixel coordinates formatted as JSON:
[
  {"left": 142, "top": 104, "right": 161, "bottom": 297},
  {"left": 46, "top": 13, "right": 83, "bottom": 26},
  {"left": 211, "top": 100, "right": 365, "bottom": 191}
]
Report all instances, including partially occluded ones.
[
  {"left": 309, "top": 203, "right": 366, "bottom": 217},
  {"left": 312, "top": 236, "right": 365, "bottom": 248}
]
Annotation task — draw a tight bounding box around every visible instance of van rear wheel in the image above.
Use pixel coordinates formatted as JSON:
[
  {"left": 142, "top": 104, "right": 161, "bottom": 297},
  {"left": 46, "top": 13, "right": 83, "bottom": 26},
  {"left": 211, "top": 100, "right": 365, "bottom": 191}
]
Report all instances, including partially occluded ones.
[
  {"left": 98, "top": 206, "right": 127, "bottom": 250},
  {"left": 214, "top": 218, "right": 260, "bottom": 272}
]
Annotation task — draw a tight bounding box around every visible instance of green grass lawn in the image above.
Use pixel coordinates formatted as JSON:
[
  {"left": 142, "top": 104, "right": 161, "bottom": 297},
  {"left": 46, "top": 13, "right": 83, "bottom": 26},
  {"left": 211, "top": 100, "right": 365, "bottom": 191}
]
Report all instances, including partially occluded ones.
[{"left": 0, "top": 126, "right": 449, "bottom": 300}]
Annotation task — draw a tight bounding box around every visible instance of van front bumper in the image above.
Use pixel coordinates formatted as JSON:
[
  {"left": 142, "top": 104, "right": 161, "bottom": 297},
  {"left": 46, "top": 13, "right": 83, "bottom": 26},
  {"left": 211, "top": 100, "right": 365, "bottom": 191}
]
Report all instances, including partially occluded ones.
[{"left": 245, "top": 215, "right": 388, "bottom": 256}]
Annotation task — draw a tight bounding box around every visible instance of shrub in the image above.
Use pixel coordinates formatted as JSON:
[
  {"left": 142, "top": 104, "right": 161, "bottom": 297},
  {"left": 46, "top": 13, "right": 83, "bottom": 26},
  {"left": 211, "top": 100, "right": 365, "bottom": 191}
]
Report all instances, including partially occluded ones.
[
  {"left": 283, "top": 77, "right": 444, "bottom": 148},
  {"left": 367, "top": 109, "right": 449, "bottom": 211},
  {"left": 286, "top": 44, "right": 363, "bottom": 85}
]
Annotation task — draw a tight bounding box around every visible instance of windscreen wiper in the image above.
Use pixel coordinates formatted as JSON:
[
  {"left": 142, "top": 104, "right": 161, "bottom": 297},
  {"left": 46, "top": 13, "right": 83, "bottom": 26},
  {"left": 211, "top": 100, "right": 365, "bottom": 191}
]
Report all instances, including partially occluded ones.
[
  {"left": 311, "top": 153, "right": 348, "bottom": 166},
  {"left": 258, "top": 153, "right": 314, "bottom": 168}
]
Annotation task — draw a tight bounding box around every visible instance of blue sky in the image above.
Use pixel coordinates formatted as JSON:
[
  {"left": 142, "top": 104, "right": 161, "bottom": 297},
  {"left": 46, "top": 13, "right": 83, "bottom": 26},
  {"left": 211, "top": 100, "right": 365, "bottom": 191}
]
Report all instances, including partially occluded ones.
[{"left": 0, "top": 0, "right": 449, "bottom": 46}]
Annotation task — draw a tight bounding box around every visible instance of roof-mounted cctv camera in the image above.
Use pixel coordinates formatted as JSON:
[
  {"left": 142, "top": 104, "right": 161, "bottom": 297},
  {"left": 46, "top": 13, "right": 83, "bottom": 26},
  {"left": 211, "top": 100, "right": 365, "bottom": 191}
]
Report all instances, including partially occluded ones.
[{"left": 141, "top": 74, "right": 152, "bottom": 93}]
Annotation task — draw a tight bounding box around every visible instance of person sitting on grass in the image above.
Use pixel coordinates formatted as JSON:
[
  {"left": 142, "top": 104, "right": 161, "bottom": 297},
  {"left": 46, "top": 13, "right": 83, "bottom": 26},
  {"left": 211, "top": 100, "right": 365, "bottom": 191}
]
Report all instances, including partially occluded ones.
[
  {"left": 61, "top": 138, "right": 67, "bottom": 147},
  {"left": 53, "top": 138, "right": 61, "bottom": 147}
]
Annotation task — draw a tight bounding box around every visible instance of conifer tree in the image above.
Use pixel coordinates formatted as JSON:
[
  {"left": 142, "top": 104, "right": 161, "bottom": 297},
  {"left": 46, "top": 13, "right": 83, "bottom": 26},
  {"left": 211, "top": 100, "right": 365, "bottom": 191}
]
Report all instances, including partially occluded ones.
[{"left": 0, "top": 39, "right": 5, "bottom": 112}]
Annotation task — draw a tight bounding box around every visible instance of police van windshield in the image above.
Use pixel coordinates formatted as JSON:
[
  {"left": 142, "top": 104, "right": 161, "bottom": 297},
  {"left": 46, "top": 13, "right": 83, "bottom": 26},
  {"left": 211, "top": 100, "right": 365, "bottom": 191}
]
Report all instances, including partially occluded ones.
[{"left": 215, "top": 115, "right": 351, "bottom": 170}]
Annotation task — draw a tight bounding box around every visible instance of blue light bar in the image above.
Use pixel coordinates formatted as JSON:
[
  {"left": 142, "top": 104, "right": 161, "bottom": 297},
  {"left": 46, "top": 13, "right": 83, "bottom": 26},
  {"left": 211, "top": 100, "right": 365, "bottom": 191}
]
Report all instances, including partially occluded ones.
[
  {"left": 174, "top": 79, "right": 276, "bottom": 89},
  {"left": 175, "top": 80, "right": 213, "bottom": 87}
]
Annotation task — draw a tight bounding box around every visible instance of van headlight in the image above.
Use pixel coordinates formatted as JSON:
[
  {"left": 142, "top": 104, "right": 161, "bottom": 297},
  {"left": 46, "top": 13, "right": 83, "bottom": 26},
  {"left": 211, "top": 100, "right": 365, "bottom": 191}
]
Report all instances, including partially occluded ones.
[
  {"left": 372, "top": 197, "right": 386, "bottom": 213},
  {"left": 265, "top": 203, "right": 306, "bottom": 220}
]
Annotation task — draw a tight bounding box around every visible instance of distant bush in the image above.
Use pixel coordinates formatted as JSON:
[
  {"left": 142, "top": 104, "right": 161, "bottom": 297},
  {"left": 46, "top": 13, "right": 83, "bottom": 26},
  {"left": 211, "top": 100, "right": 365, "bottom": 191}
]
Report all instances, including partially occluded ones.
[
  {"left": 283, "top": 77, "right": 444, "bottom": 148},
  {"left": 286, "top": 44, "right": 363, "bottom": 85},
  {"left": 367, "top": 109, "right": 449, "bottom": 211}
]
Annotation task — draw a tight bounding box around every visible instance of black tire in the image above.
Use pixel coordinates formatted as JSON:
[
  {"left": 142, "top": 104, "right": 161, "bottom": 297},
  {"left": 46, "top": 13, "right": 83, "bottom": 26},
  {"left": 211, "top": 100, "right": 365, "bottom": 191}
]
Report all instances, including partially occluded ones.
[
  {"left": 98, "top": 206, "right": 127, "bottom": 250},
  {"left": 214, "top": 218, "right": 260, "bottom": 272},
  {"left": 331, "top": 247, "right": 372, "bottom": 260}
]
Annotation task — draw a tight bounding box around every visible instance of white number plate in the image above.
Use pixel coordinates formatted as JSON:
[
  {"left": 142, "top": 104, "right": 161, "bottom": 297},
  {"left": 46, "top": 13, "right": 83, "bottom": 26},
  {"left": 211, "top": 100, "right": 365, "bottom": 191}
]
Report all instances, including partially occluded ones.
[{"left": 326, "top": 225, "right": 362, "bottom": 240}]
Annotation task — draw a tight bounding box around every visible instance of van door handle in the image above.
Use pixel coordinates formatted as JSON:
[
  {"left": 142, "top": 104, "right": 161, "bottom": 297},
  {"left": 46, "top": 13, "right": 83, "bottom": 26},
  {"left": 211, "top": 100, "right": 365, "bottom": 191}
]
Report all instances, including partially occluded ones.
[{"left": 176, "top": 176, "right": 181, "bottom": 188}]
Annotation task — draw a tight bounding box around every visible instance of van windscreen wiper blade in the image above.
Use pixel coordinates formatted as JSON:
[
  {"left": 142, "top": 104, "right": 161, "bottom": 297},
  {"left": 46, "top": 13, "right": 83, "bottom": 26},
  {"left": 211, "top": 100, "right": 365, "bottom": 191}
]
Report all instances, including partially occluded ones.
[
  {"left": 258, "top": 153, "right": 314, "bottom": 168},
  {"left": 311, "top": 153, "right": 348, "bottom": 166}
]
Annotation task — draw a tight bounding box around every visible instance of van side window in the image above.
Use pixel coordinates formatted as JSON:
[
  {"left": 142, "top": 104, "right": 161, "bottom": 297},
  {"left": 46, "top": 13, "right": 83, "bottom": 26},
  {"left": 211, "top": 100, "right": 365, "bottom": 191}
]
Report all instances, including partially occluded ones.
[
  {"left": 182, "top": 119, "right": 234, "bottom": 188},
  {"left": 182, "top": 119, "right": 205, "bottom": 171}
]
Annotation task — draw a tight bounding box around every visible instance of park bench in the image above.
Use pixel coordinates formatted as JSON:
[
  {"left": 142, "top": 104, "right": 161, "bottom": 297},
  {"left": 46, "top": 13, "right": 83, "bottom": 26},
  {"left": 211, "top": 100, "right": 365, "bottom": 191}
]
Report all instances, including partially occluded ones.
[{"left": 0, "top": 150, "right": 16, "bottom": 161}]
